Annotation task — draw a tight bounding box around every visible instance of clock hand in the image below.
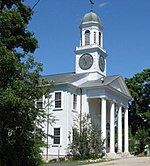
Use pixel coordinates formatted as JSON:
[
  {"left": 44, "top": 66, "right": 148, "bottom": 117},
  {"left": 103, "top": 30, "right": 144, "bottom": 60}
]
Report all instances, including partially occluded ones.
[{"left": 83, "top": 57, "right": 87, "bottom": 65}]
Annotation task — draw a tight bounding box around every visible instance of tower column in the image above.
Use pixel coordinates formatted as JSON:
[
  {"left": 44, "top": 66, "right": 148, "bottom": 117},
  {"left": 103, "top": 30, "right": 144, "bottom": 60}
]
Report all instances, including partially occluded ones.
[
  {"left": 109, "top": 102, "right": 115, "bottom": 153},
  {"left": 117, "top": 106, "right": 122, "bottom": 153},
  {"left": 124, "top": 108, "right": 129, "bottom": 153},
  {"left": 101, "top": 98, "right": 106, "bottom": 151}
]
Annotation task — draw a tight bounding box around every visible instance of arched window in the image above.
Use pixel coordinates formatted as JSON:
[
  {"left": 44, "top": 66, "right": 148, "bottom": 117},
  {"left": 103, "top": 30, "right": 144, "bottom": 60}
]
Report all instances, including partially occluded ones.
[
  {"left": 99, "top": 32, "right": 101, "bottom": 46},
  {"left": 80, "top": 31, "right": 82, "bottom": 46},
  {"left": 94, "top": 32, "right": 96, "bottom": 43},
  {"left": 85, "top": 30, "right": 90, "bottom": 45}
]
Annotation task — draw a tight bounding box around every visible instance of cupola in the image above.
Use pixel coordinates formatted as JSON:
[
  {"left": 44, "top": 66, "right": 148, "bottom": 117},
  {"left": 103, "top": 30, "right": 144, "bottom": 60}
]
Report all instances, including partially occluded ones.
[{"left": 81, "top": 11, "right": 103, "bottom": 28}]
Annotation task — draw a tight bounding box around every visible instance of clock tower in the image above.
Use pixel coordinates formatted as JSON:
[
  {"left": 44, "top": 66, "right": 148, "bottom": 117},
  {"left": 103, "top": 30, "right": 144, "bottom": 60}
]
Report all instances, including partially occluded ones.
[{"left": 75, "top": 11, "right": 107, "bottom": 78}]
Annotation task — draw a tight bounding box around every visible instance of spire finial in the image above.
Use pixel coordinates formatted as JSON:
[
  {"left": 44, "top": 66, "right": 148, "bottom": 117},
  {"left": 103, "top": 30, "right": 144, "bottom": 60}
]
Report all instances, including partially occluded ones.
[{"left": 89, "top": 0, "right": 94, "bottom": 12}]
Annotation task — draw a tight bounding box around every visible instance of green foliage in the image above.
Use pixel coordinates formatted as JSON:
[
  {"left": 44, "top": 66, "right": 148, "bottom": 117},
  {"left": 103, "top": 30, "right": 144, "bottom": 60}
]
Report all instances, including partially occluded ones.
[
  {"left": 125, "top": 68, "right": 150, "bottom": 154},
  {"left": 0, "top": 1, "right": 54, "bottom": 165},
  {"left": 134, "top": 128, "right": 149, "bottom": 154},
  {"left": 68, "top": 114, "right": 105, "bottom": 160}
]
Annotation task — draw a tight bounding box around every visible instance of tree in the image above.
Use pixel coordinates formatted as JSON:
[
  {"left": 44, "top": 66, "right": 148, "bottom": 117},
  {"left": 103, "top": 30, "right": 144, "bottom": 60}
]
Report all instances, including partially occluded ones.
[
  {"left": 125, "top": 68, "right": 150, "bottom": 154},
  {"left": 68, "top": 114, "right": 105, "bottom": 160},
  {"left": 0, "top": 1, "right": 53, "bottom": 165}
]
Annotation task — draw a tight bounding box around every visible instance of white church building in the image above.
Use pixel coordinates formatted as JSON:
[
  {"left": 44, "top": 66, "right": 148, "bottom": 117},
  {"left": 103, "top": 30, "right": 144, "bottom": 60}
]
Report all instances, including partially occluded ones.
[{"left": 41, "top": 8, "right": 131, "bottom": 160}]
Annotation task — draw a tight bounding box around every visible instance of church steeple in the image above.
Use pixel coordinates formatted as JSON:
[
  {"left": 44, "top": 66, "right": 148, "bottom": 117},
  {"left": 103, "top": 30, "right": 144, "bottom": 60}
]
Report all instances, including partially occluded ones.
[
  {"left": 75, "top": 10, "right": 107, "bottom": 79},
  {"left": 80, "top": 11, "right": 104, "bottom": 48}
]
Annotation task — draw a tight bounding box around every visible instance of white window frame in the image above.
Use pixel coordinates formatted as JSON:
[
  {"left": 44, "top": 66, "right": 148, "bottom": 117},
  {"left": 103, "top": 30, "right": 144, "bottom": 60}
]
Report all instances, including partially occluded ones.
[
  {"left": 73, "top": 94, "right": 77, "bottom": 110},
  {"left": 53, "top": 127, "right": 61, "bottom": 145},
  {"left": 99, "top": 32, "right": 101, "bottom": 46},
  {"left": 85, "top": 30, "right": 90, "bottom": 45},
  {"left": 94, "top": 31, "right": 96, "bottom": 44},
  {"left": 52, "top": 127, "right": 62, "bottom": 147},
  {"left": 54, "top": 91, "right": 62, "bottom": 109},
  {"left": 36, "top": 97, "right": 43, "bottom": 109}
]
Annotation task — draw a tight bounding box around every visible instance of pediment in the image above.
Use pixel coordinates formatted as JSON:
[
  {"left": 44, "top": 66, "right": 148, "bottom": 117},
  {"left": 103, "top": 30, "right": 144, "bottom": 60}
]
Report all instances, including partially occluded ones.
[{"left": 108, "top": 76, "right": 131, "bottom": 98}]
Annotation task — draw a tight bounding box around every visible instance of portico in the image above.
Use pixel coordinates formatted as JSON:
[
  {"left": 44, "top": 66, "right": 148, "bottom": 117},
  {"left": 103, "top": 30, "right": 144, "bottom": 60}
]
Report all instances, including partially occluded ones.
[
  {"left": 87, "top": 97, "right": 129, "bottom": 156},
  {"left": 80, "top": 75, "right": 131, "bottom": 156}
]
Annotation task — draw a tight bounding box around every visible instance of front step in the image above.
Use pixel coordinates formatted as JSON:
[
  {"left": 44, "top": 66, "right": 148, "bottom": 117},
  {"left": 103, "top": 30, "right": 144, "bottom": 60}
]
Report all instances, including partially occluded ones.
[{"left": 106, "top": 152, "right": 133, "bottom": 159}]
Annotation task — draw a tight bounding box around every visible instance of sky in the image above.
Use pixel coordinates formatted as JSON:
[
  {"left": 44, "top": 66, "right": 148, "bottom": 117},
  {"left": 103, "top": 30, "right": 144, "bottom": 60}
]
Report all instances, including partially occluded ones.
[{"left": 25, "top": 0, "right": 150, "bottom": 78}]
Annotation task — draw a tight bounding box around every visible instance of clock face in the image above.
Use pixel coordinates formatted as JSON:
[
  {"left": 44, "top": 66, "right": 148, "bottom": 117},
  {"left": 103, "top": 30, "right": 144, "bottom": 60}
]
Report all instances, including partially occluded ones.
[
  {"left": 99, "top": 55, "right": 105, "bottom": 72},
  {"left": 79, "top": 54, "right": 93, "bottom": 70}
]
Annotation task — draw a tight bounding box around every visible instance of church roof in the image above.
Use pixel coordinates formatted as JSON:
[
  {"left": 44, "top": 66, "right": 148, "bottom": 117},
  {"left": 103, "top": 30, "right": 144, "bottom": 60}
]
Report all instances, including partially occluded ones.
[
  {"left": 41, "top": 72, "right": 131, "bottom": 98},
  {"left": 42, "top": 72, "right": 119, "bottom": 86},
  {"left": 79, "top": 75, "right": 119, "bottom": 87},
  {"left": 41, "top": 72, "right": 88, "bottom": 84},
  {"left": 42, "top": 72, "right": 118, "bottom": 86}
]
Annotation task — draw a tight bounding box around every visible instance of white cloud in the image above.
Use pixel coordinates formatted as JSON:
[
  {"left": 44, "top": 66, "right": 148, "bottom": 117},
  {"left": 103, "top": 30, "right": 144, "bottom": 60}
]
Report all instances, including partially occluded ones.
[{"left": 98, "top": 2, "right": 109, "bottom": 8}]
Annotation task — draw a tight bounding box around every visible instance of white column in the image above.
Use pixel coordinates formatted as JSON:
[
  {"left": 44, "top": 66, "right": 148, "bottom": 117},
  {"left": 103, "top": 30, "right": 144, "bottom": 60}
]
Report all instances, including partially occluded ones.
[
  {"left": 124, "top": 108, "right": 129, "bottom": 153},
  {"left": 101, "top": 98, "right": 106, "bottom": 150},
  {"left": 117, "top": 106, "right": 122, "bottom": 153},
  {"left": 109, "top": 102, "right": 115, "bottom": 153}
]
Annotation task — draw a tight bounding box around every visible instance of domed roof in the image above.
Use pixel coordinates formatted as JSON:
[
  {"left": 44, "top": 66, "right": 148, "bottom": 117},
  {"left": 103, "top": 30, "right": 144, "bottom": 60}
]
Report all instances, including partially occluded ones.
[{"left": 81, "top": 12, "right": 102, "bottom": 26}]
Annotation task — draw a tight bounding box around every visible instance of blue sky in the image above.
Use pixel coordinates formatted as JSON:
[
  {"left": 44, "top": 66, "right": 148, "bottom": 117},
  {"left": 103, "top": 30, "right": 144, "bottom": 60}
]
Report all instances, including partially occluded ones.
[{"left": 26, "top": 0, "right": 150, "bottom": 78}]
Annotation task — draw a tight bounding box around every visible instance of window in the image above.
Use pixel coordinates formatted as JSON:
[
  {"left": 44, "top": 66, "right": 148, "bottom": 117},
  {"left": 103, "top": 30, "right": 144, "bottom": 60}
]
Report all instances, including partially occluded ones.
[
  {"left": 37, "top": 101, "right": 43, "bottom": 109},
  {"left": 37, "top": 98, "right": 43, "bottom": 109},
  {"left": 80, "top": 31, "right": 82, "bottom": 46},
  {"left": 72, "top": 128, "right": 79, "bottom": 143},
  {"left": 85, "top": 30, "right": 90, "bottom": 45},
  {"left": 73, "top": 94, "right": 77, "bottom": 110},
  {"left": 53, "top": 128, "right": 60, "bottom": 144},
  {"left": 99, "top": 32, "right": 101, "bottom": 46},
  {"left": 94, "top": 32, "right": 96, "bottom": 43},
  {"left": 55, "top": 92, "right": 61, "bottom": 108},
  {"left": 72, "top": 128, "right": 76, "bottom": 142}
]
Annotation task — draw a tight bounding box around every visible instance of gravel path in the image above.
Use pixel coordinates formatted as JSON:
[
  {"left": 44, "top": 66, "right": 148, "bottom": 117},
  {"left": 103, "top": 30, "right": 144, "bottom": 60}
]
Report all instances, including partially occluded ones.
[
  {"left": 82, "top": 157, "right": 150, "bottom": 166},
  {"left": 47, "top": 157, "right": 150, "bottom": 166}
]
